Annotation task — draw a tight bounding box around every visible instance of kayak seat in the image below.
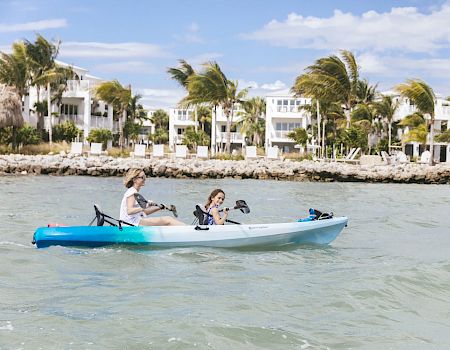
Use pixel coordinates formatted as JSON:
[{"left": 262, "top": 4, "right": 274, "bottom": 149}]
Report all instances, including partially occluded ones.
[
  {"left": 298, "top": 208, "right": 333, "bottom": 222},
  {"left": 193, "top": 204, "right": 209, "bottom": 225}
]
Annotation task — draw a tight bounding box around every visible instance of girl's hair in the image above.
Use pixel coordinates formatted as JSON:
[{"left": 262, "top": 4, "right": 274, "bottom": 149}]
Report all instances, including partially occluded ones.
[
  {"left": 124, "top": 168, "right": 144, "bottom": 188},
  {"left": 205, "top": 188, "right": 225, "bottom": 208}
]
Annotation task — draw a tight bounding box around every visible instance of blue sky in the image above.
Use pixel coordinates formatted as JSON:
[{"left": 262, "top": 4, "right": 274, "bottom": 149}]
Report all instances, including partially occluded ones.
[{"left": 1, "top": 0, "right": 450, "bottom": 108}]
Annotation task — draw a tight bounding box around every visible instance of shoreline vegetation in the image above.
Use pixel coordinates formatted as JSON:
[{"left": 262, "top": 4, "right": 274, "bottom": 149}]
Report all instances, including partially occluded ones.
[{"left": 1, "top": 154, "right": 450, "bottom": 184}]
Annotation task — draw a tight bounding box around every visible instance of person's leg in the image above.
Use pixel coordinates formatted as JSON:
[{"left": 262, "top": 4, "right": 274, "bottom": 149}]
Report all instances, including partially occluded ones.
[{"left": 139, "top": 216, "right": 186, "bottom": 226}]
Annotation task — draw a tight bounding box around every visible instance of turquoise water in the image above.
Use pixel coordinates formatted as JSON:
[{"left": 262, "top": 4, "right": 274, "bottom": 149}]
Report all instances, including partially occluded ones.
[{"left": 1, "top": 176, "right": 450, "bottom": 349}]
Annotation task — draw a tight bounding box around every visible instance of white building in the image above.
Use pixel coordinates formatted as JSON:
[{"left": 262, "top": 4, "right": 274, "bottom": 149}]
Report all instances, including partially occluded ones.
[
  {"left": 23, "top": 61, "right": 114, "bottom": 144},
  {"left": 265, "top": 91, "right": 311, "bottom": 153},
  {"left": 211, "top": 105, "right": 245, "bottom": 154},
  {"left": 168, "top": 108, "right": 196, "bottom": 150},
  {"left": 382, "top": 91, "right": 450, "bottom": 162}
]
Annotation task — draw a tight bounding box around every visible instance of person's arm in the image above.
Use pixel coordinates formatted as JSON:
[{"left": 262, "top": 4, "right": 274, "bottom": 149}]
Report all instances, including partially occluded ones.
[
  {"left": 126, "top": 195, "right": 160, "bottom": 215},
  {"left": 211, "top": 207, "right": 229, "bottom": 225}
]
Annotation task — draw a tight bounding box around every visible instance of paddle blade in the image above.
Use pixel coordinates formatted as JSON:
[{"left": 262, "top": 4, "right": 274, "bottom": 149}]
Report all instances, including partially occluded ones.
[
  {"left": 235, "top": 200, "right": 250, "bottom": 214},
  {"left": 134, "top": 193, "right": 148, "bottom": 208},
  {"left": 169, "top": 205, "right": 178, "bottom": 217}
]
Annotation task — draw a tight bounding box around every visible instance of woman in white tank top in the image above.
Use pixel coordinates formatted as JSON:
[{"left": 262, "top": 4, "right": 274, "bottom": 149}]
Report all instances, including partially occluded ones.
[{"left": 120, "top": 168, "right": 185, "bottom": 226}]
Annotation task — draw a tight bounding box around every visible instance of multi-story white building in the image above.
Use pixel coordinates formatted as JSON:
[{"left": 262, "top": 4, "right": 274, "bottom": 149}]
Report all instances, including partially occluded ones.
[
  {"left": 265, "top": 91, "right": 311, "bottom": 153},
  {"left": 22, "top": 61, "right": 114, "bottom": 143},
  {"left": 168, "top": 108, "right": 197, "bottom": 150},
  {"left": 211, "top": 105, "right": 245, "bottom": 154},
  {"left": 382, "top": 91, "right": 450, "bottom": 161}
]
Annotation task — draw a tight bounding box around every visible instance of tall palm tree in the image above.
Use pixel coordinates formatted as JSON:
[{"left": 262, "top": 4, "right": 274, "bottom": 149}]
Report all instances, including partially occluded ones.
[
  {"left": 237, "top": 97, "right": 266, "bottom": 146},
  {"left": 196, "top": 104, "right": 212, "bottom": 133},
  {"left": 396, "top": 79, "right": 436, "bottom": 165},
  {"left": 292, "top": 50, "right": 359, "bottom": 129},
  {"left": 0, "top": 42, "right": 29, "bottom": 99},
  {"left": 24, "top": 34, "right": 59, "bottom": 131},
  {"left": 374, "top": 95, "right": 400, "bottom": 152},
  {"left": 167, "top": 60, "right": 198, "bottom": 130},
  {"left": 95, "top": 80, "right": 132, "bottom": 149},
  {"left": 181, "top": 61, "right": 248, "bottom": 153}
]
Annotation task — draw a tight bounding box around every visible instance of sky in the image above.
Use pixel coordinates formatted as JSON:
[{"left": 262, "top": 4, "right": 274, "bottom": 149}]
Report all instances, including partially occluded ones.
[{"left": 1, "top": 0, "right": 450, "bottom": 108}]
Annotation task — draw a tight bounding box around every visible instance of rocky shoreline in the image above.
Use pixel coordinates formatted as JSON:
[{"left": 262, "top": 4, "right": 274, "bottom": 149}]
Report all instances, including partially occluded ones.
[{"left": 1, "top": 154, "right": 450, "bottom": 184}]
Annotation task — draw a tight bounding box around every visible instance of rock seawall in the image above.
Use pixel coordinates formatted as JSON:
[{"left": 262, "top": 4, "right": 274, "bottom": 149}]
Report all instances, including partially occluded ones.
[{"left": 1, "top": 154, "right": 450, "bottom": 184}]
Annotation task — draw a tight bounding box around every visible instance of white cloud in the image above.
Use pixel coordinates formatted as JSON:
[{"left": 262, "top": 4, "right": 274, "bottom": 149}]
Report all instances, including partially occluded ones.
[
  {"left": 241, "top": 4, "right": 450, "bottom": 52},
  {"left": 93, "top": 61, "right": 156, "bottom": 74},
  {"left": 174, "top": 22, "right": 204, "bottom": 44},
  {"left": 260, "top": 80, "right": 287, "bottom": 90},
  {"left": 184, "top": 52, "right": 223, "bottom": 68},
  {"left": 137, "top": 88, "right": 186, "bottom": 108},
  {"left": 0, "top": 18, "right": 67, "bottom": 33},
  {"left": 238, "top": 79, "right": 259, "bottom": 89},
  {"left": 59, "top": 42, "right": 170, "bottom": 58}
]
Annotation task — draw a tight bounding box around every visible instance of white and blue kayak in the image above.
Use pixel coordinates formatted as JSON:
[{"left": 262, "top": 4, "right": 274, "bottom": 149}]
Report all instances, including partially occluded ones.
[{"left": 33, "top": 217, "right": 348, "bottom": 249}]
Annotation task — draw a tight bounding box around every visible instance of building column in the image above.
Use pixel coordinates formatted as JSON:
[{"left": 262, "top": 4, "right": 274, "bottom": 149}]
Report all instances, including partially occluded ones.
[
  {"left": 107, "top": 104, "right": 113, "bottom": 149},
  {"left": 83, "top": 93, "right": 91, "bottom": 144},
  {"left": 211, "top": 107, "right": 216, "bottom": 155},
  {"left": 168, "top": 112, "right": 174, "bottom": 151}
]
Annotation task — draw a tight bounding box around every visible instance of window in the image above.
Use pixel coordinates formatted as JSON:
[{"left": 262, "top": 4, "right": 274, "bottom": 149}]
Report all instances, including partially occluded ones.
[{"left": 221, "top": 125, "right": 226, "bottom": 132}]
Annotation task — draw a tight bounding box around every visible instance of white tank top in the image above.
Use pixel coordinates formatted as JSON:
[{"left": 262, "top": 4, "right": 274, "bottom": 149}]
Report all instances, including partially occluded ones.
[{"left": 120, "top": 187, "right": 144, "bottom": 226}]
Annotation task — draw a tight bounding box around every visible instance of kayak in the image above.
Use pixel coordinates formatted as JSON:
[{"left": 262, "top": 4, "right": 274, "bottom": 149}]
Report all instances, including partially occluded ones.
[{"left": 32, "top": 217, "right": 348, "bottom": 249}]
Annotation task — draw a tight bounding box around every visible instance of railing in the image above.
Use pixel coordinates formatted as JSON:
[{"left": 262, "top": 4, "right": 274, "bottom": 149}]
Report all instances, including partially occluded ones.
[
  {"left": 59, "top": 114, "right": 84, "bottom": 126},
  {"left": 90, "top": 115, "right": 111, "bottom": 129},
  {"left": 276, "top": 106, "right": 300, "bottom": 113},
  {"left": 66, "top": 80, "right": 90, "bottom": 93},
  {"left": 273, "top": 131, "right": 293, "bottom": 140},
  {"left": 218, "top": 132, "right": 243, "bottom": 142},
  {"left": 175, "top": 115, "right": 194, "bottom": 122}
]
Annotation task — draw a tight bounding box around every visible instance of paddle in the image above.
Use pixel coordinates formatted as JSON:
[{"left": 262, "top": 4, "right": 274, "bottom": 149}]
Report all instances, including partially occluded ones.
[
  {"left": 219, "top": 200, "right": 250, "bottom": 214},
  {"left": 134, "top": 193, "right": 178, "bottom": 217}
]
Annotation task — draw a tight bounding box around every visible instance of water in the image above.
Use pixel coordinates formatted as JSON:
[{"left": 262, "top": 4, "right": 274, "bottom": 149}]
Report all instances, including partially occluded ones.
[{"left": 1, "top": 176, "right": 450, "bottom": 349}]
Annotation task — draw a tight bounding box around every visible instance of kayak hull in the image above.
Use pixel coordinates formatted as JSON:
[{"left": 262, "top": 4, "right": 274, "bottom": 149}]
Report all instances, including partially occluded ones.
[{"left": 33, "top": 217, "right": 348, "bottom": 249}]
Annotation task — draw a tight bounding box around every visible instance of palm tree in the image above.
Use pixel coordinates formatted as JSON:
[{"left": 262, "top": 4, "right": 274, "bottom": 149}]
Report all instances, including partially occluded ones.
[
  {"left": 196, "top": 104, "right": 212, "bottom": 133},
  {"left": 150, "top": 109, "right": 169, "bottom": 144},
  {"left": 167, "top": 60, "right": 199, "bottom": 131},
  {"left": 237, "top": 97, "right": 266, "bottom": 146},
  {"left": 24, "top": 34, "right": 59, "bottom": 132},
  {"left": 396, "top": 79, "right": 436, "bottom": 165},
  {"left": 292, "top": 50, "right": 359, "bottom": 129},
  {"left": 374, "top": 95, "right": 400, "bottom": 152},
  {"left": 0, "top": 42, "right": 28, "bottom": 99},
  {"left": 95, "top": 80, "right": 132, "bottom": 148},
  {"left": 181, "top": 61, "right": 248, "bottom": 153}
]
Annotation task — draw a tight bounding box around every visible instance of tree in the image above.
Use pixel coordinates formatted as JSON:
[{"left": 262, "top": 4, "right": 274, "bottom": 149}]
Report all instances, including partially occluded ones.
[
  {"left": 374, "top": 95, "right": 400, "bottom": 152},
  {"left": 182, "top": 126, "right": 210, "bottom": 150},
  {"left": 95, "top": 80, "right": 131, "bottom": 149},
  {"left": 0, "top": 42, "right": 28, "bottom": 99},
  {"left": 87, "top": 128, "right": 113, "bottom": 148},
  {"left": 150, "top": 109, "right": 169, "bottom": 144},
  {"left": 24, "top": 34, "right": 59, "bottom": 132},
  {"left": 292, "top": 50, "right": 359, "bottom": 129},
  {"left": 287, "top": 127, "right": 308, "bottom": 150},
  {"left": 196, "top": 104, "right": 212, "bottom": 133},
  {"left": 181, "top": 61, "right": 248, "bottom": 153},
  {"left": 237, "top": 97, "right": 266, "bottom": 146},
  {"left": 396, "top": 79, "right": 436, "bottom": 165}
]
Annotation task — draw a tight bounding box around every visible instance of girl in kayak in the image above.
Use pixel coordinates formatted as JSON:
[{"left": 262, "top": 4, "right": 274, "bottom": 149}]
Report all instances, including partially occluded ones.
[
  {"left": 205, "top": 189, "right": 230, "bottom": 225},
  {"left": 120, "top": 168, "right": 185, "bottom": 226}
]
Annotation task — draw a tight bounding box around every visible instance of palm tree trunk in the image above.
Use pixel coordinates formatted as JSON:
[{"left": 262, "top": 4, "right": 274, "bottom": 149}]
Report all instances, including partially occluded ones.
[
  {"left": 47, "top": 82, "right": 53, "bottom": 145},
  {"left": 119, "top": 109, "right": 126, "bottom": 149},
  {"left": 316, "top": 100, "right": 321, "bottom": 149},
  {"left": 345, "top": 108, "right": 351, "bottom": 129},
  {"left": 225, "top": 114, "right": 231, "bottom": 154},
  {"left": 388, "top": 122, "right": 392, "bottom": 153},
  {"left": 194, "top": 107, "right": 198, "bottom": 132},
  {"left": 429, "top": 116, "right": 435, "bottom": 165},
  {"left": 322, "top": 118, "right": 326, "bottom": 158}
]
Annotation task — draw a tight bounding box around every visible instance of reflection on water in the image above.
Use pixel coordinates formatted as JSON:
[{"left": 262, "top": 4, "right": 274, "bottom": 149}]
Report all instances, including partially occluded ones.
[{"left": 1, "top": 176, "right": 450, "bottom": 348}]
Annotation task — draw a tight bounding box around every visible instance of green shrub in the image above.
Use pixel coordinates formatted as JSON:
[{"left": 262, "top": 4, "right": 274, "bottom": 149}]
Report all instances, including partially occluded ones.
[
  {"left": 17, "top": 124, "right": 42, "bottom": 145},
  {"left": 53, "top": 121, "right": 83, "bottom": 142},
  {"left": 87, "top": 128, "right": 113, "bottom": 148}
]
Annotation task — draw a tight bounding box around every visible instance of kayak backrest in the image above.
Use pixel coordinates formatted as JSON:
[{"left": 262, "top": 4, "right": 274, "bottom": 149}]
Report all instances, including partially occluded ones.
[{"left": 193, "top": 204, "right": 209, "bottom": 225}]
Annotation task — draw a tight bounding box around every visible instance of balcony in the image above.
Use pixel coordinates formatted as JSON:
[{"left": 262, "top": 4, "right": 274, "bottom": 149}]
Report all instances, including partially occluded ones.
[
  {"left": 217, "top": 132, "right": 243, "bottom": 142},
  {"left": 90, "top": 115, "right": 111, "bottom": 129},
  {"left": 272, "top": 130, "right": 295, "bottom": 141},
  {"left": 65, "top": 80, "right": 90, "bottom": 95},
  {"left": 276, "top": 106, "right": 300, "bottom": 113}
]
